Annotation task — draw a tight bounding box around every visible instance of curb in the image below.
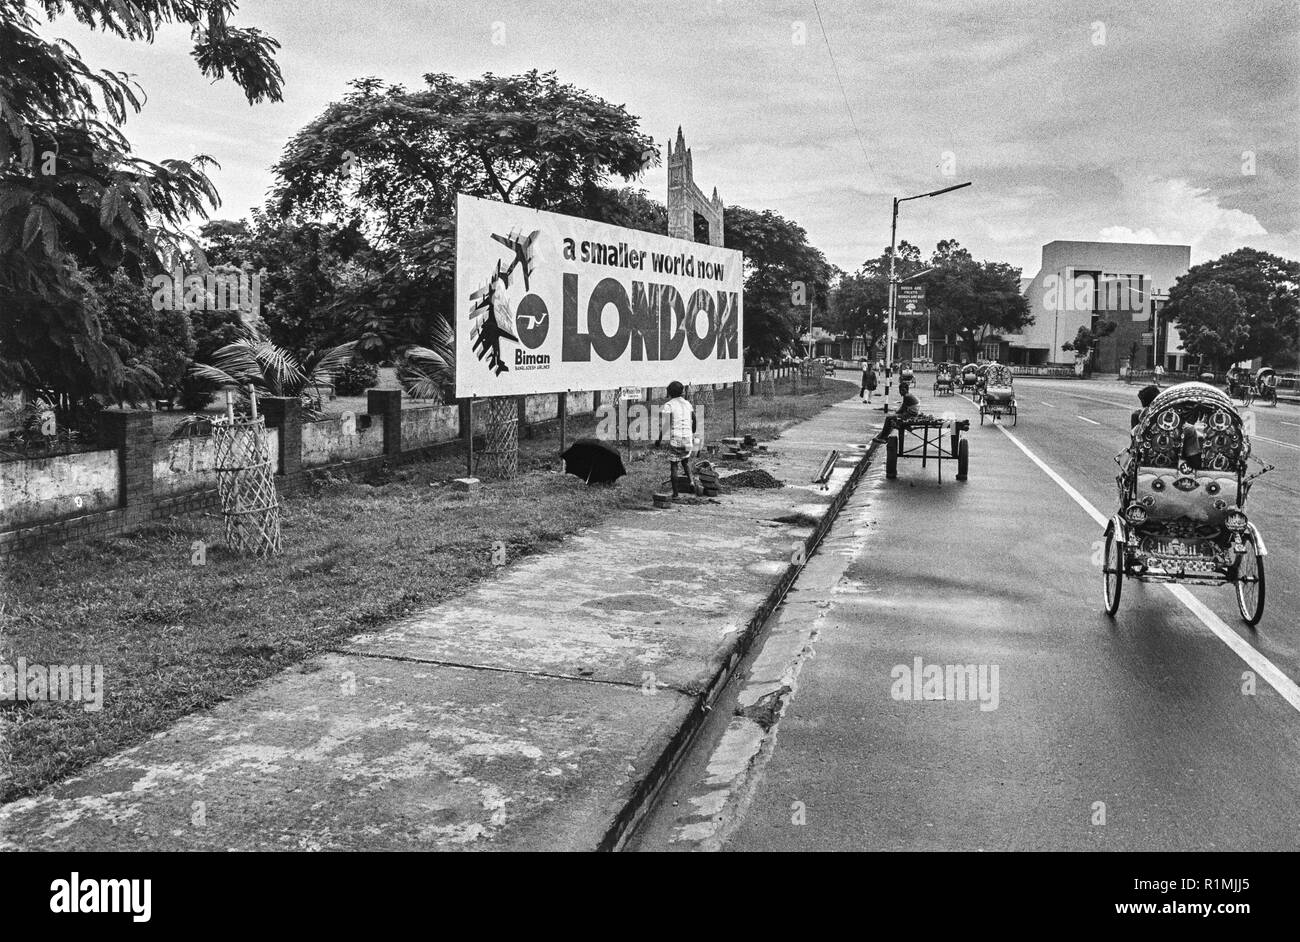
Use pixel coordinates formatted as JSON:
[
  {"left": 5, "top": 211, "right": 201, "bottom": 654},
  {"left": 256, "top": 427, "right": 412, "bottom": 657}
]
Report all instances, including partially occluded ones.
[{"left": 601, "top": 437, "right": 882, "bottom": 851}]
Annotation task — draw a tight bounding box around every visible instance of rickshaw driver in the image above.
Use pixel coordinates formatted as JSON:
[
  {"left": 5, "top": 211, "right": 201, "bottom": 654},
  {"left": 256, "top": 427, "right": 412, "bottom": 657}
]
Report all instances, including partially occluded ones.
[{"left": 1131, "top": 384, "right": 1160, "bottom": 429}]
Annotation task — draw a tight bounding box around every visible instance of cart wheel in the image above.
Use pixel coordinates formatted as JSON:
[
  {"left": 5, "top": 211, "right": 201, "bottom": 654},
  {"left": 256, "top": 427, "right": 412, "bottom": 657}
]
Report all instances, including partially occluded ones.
[
  {"left": 956, "top": 438, "right": 969, "bottom": 481},
  {"left": 1234, "top": 534, "right": 1265, "bottom": 626},
  {"left": 1102, "top": 528, "right": 1124, "bottom": 616},
  {"left": 885, "top": 435, "right": 898, "bottom": 479},
  {"left": 1011, "top": 406, "right": 1018, "bottom": 427}
]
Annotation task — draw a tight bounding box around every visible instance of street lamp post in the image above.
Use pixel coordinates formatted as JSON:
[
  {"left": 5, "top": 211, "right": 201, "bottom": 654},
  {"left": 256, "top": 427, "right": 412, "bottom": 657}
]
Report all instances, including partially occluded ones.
[{"left": 885, "top": 181, "right": 972, "bottom": 410}]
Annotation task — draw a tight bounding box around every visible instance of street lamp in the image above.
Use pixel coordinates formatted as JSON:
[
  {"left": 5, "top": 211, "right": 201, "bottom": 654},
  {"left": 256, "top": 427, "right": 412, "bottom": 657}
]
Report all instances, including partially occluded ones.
[{"left": 885, "top": 182, "right": 972, "bottom": 407}]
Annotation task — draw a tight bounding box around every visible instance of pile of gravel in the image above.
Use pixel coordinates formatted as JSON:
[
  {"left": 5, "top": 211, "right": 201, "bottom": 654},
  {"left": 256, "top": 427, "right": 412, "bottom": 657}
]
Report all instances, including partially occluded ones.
[{"left": 717, "top": 469, "right": 785, "bottom": 489}]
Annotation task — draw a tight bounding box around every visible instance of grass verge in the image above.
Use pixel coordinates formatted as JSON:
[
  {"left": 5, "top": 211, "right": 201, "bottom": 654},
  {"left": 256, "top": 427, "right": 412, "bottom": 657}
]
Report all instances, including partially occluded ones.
[{"left": 0, "top": 379, "right": 856, "bottom": 802}]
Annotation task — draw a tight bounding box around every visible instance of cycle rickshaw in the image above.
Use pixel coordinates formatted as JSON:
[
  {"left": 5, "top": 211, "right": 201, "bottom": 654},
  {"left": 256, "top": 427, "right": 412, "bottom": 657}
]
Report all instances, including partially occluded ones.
[
  {"left": 898, "top": 362, "right": 916, "bottom": 396},
  {"left": 978, "top": 364, "right": 1017, "bottom": 425},
  {"left": 1226, "top": 367, "right": 1254, "bottom": 405},
  {"left": 957, "top": 364, "right": 979, "bottom": 396},
  {"left": 933, "top": 363, "right": 955, "bottom": 396},
  {"left": 1254, "top": 367, "right": 1278, "bottom": 406},
  {"left": 1102, "top": 382, "right": 1272, "bottom": 624}
]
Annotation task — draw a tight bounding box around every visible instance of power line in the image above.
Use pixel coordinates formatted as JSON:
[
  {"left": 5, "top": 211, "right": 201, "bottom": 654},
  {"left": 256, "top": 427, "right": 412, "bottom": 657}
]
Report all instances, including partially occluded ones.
[{"left": 811, "top": 0, "right": 878, "bottom": 186}]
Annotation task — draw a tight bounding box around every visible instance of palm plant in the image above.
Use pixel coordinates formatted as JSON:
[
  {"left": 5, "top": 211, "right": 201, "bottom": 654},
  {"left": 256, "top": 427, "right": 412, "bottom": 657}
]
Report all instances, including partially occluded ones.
[
  {"left": 394, "top": 315, "right": 455, "bottom": 402},
  {"left": 189, "top": 329, "right": 357, "bottom": 418}
]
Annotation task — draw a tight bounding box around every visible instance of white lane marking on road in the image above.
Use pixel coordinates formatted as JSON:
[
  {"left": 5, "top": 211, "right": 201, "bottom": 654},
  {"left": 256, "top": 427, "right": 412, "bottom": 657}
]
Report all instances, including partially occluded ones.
[
  {"left": 1165, "top": 586, "right": 1300, "bottom": 713},
  {"left": 995, "top": 426, "right": 1106, "bottom": 526},
  {"left": 1252, "top": 434, "right": 1300, "bottom": 451},
  {"left": 1077, "top": 415, "right": 1101, "bottom": 425},
  {"left": 1281, "top": 421, "right": 1300, "bottom": 428},
  {"left": 996, "top": 424, "right": 1300, "bottom": 714},
  {"left": 1040, "top": 401, "right": 1055, "bottom": 407}
]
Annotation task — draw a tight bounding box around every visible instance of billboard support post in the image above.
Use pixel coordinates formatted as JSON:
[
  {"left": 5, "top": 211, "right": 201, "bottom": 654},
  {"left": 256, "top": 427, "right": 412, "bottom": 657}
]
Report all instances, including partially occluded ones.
[{"left": 465, "top": 397, "right": 474, "bottom": 478}]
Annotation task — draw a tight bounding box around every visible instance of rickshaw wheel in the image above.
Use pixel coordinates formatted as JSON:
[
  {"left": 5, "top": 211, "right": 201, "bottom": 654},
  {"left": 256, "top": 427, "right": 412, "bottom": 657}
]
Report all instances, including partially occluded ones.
[
  {"left": 1102, "top": 529, "right": 1124, "bottom": 616},
  {"left": 1011, "top": 405, "right": 1018, "bottom": 427},
  {"left": 885, "top": 435, "right": 898, "bottom": 479},
  {"left": 1234, "top": 535, "right": 1265, "bottom": 626},
  {"left": 956, "top": 438, "right": 969, "bottom": 481}
]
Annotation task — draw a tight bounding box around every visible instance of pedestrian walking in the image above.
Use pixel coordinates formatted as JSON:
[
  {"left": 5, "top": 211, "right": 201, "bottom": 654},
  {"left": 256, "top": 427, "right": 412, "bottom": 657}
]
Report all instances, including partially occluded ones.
[{"left": 861, "top": 361, "right": 878, "bottom": 403}]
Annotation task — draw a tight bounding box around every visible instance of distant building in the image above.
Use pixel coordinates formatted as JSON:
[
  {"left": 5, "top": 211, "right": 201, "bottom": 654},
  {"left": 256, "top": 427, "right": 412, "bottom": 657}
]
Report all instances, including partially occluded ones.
[
  {"left": 799, "top": 328, "right": 872, "bottom": 360},
  {"left": 1005, "top": 240, "right": 1190, "bottom": 372}
]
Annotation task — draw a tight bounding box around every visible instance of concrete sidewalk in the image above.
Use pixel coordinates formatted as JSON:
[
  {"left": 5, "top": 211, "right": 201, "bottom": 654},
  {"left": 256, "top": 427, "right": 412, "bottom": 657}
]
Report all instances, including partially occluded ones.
[{"left": 0, "top": 393, "right": 879, "bottom": 851}]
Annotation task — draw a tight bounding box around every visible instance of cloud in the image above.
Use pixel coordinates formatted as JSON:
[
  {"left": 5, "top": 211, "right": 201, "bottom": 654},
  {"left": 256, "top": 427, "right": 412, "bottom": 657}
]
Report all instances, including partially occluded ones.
[{"left": 1097, "top": 179, "right": 1300, "bottom": 263}]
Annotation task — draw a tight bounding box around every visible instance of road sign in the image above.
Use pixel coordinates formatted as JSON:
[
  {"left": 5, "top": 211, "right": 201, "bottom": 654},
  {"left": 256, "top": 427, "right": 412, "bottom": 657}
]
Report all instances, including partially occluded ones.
[
  {"left": 897, "top": 285, "right": 925, "bottom": 314},
  {"left": 918, "top": 333, "right": 928, "bottom": 346},
  {"left": 1140, "top": 332, "right": 1154, "bottom": 345}
]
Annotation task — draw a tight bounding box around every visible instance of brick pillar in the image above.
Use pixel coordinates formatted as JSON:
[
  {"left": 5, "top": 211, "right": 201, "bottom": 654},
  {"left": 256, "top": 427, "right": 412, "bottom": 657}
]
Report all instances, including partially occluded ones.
[
  {"left": 260, "top": 396, "right": 302, "bottom": 481},
  {"left": 96, "top": 409, "right": 153, "bottom": 523},
  {"left": 367, "top": 389, "right": 403, "bottom": 457}
]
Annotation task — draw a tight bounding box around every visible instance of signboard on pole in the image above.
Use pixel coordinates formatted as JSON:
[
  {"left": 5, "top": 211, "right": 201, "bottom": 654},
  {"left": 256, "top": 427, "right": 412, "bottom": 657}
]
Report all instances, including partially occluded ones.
[
  {"left": 897, "top": 284, "right": 926, "bottom": 315},
  {"left": 1139, "top": 331, "right": 1154, "bottom": 345},
  {"left": 455, "top": 193, "right": 744, "bottom": 398}
]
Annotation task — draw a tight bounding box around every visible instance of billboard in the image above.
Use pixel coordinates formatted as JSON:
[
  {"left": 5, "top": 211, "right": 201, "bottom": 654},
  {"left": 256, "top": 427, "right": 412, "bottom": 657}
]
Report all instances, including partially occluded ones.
[{"left": 454, "top": 193, "right": 744, "bottom": 398}]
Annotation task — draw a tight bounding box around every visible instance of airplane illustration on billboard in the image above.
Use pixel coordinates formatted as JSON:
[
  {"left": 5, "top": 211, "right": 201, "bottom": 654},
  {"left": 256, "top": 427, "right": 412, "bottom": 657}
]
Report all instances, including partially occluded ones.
[{"left": 468, "top": 228, "right": 540, "bottom": 376}]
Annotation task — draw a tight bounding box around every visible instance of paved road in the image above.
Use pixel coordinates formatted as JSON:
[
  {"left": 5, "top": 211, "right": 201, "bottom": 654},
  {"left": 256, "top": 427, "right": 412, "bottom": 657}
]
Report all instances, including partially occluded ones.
[{"left": 631, "top": 376, "right": 1300, "bottom": 851}]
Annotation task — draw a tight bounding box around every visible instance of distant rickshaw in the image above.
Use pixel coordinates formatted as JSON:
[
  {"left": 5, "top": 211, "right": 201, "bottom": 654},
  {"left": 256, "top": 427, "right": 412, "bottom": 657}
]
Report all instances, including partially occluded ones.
[
  {"left": 1254, "top": 367, "right": 1278, "bottom": 406},
  {"left": 933, "top": 362, "right": 955, "bottom": 396},
  {"left": 957, "top": 363, "right": 979, "bottom": 395},
  {"left": 978, "top": 363, "right": 1017, "bottom": 426},
  {"left": 1226, "top": 367, "right": 1253, "bottom": 405}
]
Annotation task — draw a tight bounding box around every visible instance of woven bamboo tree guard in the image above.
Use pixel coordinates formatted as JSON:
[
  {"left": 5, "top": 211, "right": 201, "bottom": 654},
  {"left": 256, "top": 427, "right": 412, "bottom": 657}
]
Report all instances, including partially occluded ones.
[
  {"left": 212, "top": 414, "right": 282, "bottom": 557},
  {"left": 694, "top": 384, "right": 715, "bottom": 410},
  {"left": 482, "top": 396, "right": 518, "bottom": 479},
  {"left": 762, "top": 371, "right": 776, "bottom": 400}
]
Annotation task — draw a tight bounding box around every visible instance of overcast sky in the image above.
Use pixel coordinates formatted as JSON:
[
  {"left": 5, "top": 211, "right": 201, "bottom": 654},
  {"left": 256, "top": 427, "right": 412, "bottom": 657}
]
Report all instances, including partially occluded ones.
[{"left": 47, "top": 0, "right": 1300, "bottom": 275}]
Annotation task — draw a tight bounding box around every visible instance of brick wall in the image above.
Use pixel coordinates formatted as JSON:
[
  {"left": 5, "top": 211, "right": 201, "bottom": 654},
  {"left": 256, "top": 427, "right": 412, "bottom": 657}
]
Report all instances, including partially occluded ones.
[
  {"left": 2, "top": 381, "right": 754, "bottom": 556},
  {"left": 1, "top": 389, "right": 608, "bottom": 555}
]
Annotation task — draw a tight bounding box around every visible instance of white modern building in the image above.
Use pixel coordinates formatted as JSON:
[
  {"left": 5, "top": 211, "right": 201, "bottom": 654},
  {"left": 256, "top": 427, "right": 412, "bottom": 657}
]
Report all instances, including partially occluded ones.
[{"left": 1006, "top": 240, "right": 1191, "bottom": 372}]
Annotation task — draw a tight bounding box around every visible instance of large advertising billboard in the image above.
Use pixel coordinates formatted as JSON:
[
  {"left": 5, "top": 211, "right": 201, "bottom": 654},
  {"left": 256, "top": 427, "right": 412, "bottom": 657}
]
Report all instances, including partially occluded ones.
[{"left": 454, "top": 193, "right": 744, "bottom": 398}]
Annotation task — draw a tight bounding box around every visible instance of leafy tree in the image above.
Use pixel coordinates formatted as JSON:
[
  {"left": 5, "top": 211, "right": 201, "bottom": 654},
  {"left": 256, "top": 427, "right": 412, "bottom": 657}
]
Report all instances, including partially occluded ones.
[
  {"left": 828, "top": 271, "right": 885, "bottom": 359},
  {"left": 829, "top": 240, "right": 925, "bottom": 360},
  {"left": 1165, "top": 248, "right": 1299, "bottom": 368},
  {"left": 585, "top": 186, "right": 668, "bottom": 235},
  {"left": 723, "top": 205, "right": 830, "bottom": 363},
  {"left": 923, "top": 242, "right": 1031, "bottom": 362},
  {"left": 1164, "top": 281, "right": 1248, "bottom": 370},
  {"left": 197, "top": 214, "right": 369, "bottom": 354},
  {"left": 96, "top": 268, "right": 194, "bottom": 399},
  {"left": 1061, "top": 319, "right": 1118, "bottom": 367},
  {"left": 0, "top": 0, "right": 284, "bottom": 397},
  {"left": 273, "top": 69, "right": 653, "bottom": 230},
  {"left": 270, "top": 70, "right": 656, "bottom": 365}
]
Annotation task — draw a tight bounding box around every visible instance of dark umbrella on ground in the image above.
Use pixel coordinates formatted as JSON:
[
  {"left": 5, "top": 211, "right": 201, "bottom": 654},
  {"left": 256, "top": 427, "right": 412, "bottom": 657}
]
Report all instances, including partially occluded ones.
[{"left": 561, "top": 438, "right": 626, "bottom": 484}]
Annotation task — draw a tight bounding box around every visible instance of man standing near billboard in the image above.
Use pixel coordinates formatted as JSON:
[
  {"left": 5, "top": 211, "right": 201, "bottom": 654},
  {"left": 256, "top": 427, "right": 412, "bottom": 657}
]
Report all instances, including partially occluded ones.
[{"left": 657, "top": 381, "right": 700, "bottom": 497}]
